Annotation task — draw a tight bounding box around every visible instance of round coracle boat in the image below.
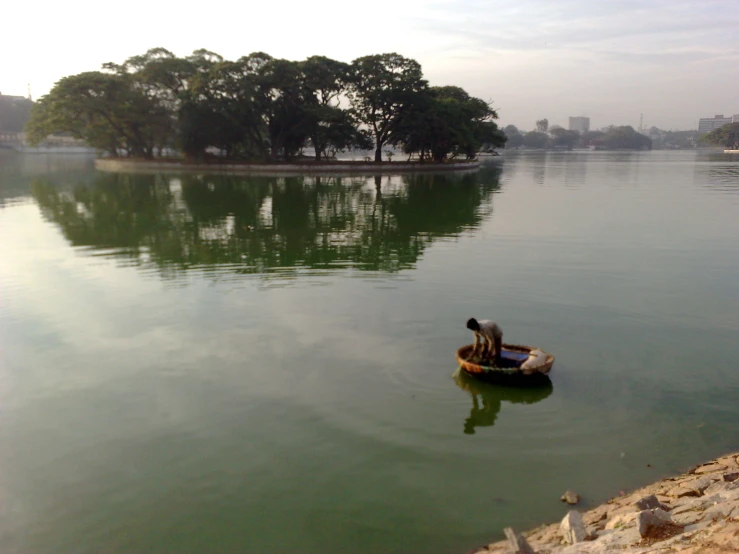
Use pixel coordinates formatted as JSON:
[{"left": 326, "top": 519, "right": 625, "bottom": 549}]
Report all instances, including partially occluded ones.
[{"left": 456, "top": 343, "right": 554, "bottom": 381}]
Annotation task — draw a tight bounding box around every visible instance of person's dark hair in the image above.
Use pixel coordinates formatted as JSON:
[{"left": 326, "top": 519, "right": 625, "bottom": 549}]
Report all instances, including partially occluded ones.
[{"left": 466, "top": 318, "right": 480, "bottom": 331}]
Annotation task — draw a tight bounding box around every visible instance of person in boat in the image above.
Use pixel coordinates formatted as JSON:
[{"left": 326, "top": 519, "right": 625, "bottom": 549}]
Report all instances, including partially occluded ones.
[{"left": 466, "top": 318, "right": 503, "bottom": 366}]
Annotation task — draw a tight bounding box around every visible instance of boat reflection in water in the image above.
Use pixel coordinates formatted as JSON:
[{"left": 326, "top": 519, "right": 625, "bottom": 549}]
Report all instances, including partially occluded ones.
[{"left": 452, "top": 368, "right": 553, "bottom": 435}]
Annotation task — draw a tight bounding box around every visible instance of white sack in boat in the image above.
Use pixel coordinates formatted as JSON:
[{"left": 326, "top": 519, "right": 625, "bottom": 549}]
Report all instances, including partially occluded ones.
[{"left": 521, "top": 349, "right": 547, "bottom": 370}]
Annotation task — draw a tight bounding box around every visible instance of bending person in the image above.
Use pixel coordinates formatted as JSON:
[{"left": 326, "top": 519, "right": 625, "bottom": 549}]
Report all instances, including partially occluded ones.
[{"left": 466, "top": 318, "right": 503, "bottom": 366}]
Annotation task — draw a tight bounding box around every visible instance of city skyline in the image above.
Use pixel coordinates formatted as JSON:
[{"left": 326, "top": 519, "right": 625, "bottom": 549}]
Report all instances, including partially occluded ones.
[{"left": 2, "top": 0, "right": 737, "bottom": 130}]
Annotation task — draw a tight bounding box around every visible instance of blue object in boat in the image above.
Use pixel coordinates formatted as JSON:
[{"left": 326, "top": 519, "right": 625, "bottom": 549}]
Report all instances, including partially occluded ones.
[{"left": 502, "top": 350, "right": 529, "bottom": 363}]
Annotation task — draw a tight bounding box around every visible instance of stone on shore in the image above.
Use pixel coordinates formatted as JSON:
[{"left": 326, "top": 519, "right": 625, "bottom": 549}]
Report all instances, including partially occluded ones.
[
  {"left": 693, "top": 463, "right": 727, "bottom": 475},
  {"left": 704, "top": 480, "right": 737, "bottom": 496},
  {"left": 636, "top": 507, "right": 680, "bottom": 538},
  {"left": 503, "top": 527, "right": 536, "bottom": 554},
  {"left": 666, "top": 485, "right": 701, "bottom": 498},
  {"left": 682, "top": 476, "right": 714, "bottom": 492},
  {"left": 560, "top": 510, "right": 587, "bottom": 544},
  {"left": 634, "top": 493, "right": 669, "bottom": 511},
  {"left": 671, "top": 510, "right": 704, "bottom": 526},
  {"left": 716, "top": 455, "right": 739, "bottom": 468},
  {"left": 605, "top": 511, "right": 637, "bottom": 530}
]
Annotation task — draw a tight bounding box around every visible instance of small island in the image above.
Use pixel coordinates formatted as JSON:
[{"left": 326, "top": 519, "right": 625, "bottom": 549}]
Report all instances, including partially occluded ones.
[{"left": 26, "top": 48, "right": 506, "bottom": 173}]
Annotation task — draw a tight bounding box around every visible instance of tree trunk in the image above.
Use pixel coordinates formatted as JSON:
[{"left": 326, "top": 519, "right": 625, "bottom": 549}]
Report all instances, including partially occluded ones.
[
  {"left": 374, "top": 143, "right": 383, "bottom": 162},
  {"left": 311, "top": 134, "right": 321, "bottom": 161}
]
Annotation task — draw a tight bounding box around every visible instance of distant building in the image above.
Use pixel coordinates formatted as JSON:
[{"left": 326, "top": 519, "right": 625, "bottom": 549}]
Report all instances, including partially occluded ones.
[
  {"left": 698, "top": 114, "right": 736, "bottom": 133},
  {"left": 569, "top": 116, "right": 590, "bottom": 134}
]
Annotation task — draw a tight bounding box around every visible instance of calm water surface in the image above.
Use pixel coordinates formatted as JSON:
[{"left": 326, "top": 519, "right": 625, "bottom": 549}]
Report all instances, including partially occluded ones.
[{"left": 0, "top": 150, "right": 738, "bottom": 553}]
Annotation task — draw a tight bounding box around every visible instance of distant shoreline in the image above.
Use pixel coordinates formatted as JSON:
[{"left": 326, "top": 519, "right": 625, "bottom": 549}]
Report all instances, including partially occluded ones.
[{"left": 95, "top": 158, "right": 481, "bottom": 175}]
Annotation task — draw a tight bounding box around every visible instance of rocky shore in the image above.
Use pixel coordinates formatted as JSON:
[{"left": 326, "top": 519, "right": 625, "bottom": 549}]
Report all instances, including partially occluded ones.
[{"left": 475, "top": 453, "right": 739, "bottom": 554}]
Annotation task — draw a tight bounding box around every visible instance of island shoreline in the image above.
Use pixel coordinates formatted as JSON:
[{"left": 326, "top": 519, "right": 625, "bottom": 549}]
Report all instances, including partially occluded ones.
[{"left": 95, "top": 158, "right": 482, "bottom": 175}]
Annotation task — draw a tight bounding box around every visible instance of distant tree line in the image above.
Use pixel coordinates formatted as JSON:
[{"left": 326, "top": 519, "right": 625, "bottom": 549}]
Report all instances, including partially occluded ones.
[
  {"left": 502, "top": 124, "right": 652, "bottom": 151},
  {"left": 0, "top": 95, "right": 33, "bottom": 133},
  {"left": 25, "top": 48, "right": 506, "bottom": 162},
  {"left": 648, "top": 127, "right": 702, "bottom": 150}
]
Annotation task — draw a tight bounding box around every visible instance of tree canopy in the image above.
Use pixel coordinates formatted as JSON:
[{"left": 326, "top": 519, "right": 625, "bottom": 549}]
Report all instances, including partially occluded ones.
[
  {"left": 347, "top": 53, "right": 428, "bottom": 162},
  {"left": 26, "top": 71, "right": 170, "bottom": 157},
  {"left": 701, "top": 123, "right": 739, "bottom": 149},
  {"left": 26, "top": 48, "right": 505, "bottom": 162},
  {"left": 502, "top": 125, "right": 524, "bottom": 149},
  {"left": 549, "top": 126, "right": 579, "bottom": 149},
  {"left": 523, "top": 131, "right": 548, "bottom": 149},
  {"left": 600, "top": 126, "right": 652, "bottom": 150},
  {"left": 394, "top": 86, "right": 505, "bottom": 160}
]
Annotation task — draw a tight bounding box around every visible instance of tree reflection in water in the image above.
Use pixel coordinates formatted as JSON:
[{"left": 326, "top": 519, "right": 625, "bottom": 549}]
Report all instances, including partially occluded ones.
[
  {"left": 31, "top": 165, "right": 502, "bottom": 279},
  {"left": 453, "top": 368, "right": 553, "bottom": 435}
]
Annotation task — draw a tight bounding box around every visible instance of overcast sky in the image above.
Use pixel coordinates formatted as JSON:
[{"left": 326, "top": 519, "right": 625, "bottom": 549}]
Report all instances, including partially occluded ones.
[{"left": 2, "top": 0, "right": 737, "bottom": 130}]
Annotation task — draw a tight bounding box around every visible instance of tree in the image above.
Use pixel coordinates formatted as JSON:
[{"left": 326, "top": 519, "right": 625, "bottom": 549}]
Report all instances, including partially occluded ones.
[
  {"left": 702, "top": 122, "right": 739, "bottom": 149},
  {"left": 523, "top": 131, "right": 548, "bottom": 149},
  {"left": 257, "top": 58, "right": 312, "bottom": 160},
  {"left": 549, "top": 127, "right": 580, "bottom": 149},
  {"left": 503, "top": 125, "right": 524, "bottom": 149},
  {"left": 187, "top": 52, "right": 274, "bottom": 160},
  {"left": 579, "top": 130, "right": 604, "bottom": 148},
  {"left": 176, "top": 49, "right": 229, "bottom": 158},
  {"left": 601, "top": 126, "right": 651, "bottom": 150},
  {"left": 26, "top": 48, "right": 504, "bottom": 164},
  {"left": 536, "top": 119, "right": 548, "bottom": 133},
  {"left": 104, "top": 48, "right": 201, "bottom": 155},
  {"left": 347, "top": 53, "right": 428, "bottom": 162},
  {"left": 306, "top": 106, "right": 372, "bottom": 159},
  {"left": 300, "top": 56, "right": 369, "bottom": 160},
  {"left": 394, "top": 86, "right": 504, "bottom": 161},
  {"left": 26, "top": 71, "right": 168, "bottom": 158}
]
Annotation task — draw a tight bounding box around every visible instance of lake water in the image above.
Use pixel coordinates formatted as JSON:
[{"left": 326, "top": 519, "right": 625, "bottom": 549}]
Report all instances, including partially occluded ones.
[{"left": 1, "top": 150, "right": 738, "bottom": 553}]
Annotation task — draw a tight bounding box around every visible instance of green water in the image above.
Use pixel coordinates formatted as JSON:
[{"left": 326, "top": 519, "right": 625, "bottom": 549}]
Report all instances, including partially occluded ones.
[{"left": 0, "top": 150, "right": 738, "bottom": 553}]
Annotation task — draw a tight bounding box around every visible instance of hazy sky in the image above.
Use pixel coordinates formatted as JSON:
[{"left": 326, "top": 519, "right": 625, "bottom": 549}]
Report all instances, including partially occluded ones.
[{"left": 2, "top": 0, "right": 737, "bottom": 130}]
